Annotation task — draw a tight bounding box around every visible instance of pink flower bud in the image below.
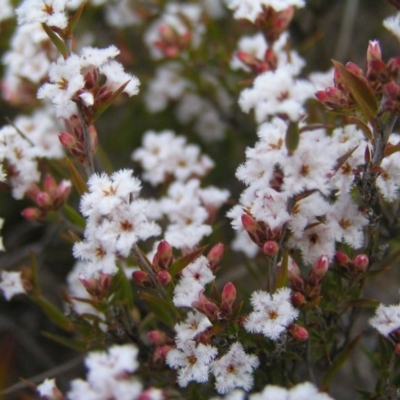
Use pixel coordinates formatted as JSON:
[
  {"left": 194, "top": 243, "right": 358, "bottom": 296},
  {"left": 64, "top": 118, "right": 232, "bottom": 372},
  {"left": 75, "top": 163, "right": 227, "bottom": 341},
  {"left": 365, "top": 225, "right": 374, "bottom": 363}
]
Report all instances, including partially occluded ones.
[
  {"left": 335, "top": 251, "right": 351, "bottom": 266},
  {"left": 288, "top": 324, "right": 309, "bottom": 342},
  {"left": 153, "top": 345, "right": 171, "bottom": 365},
  {"left": 241, "top": 213, "right": 265, "bottom": 247},
  {"left": 59, "top": 132, "right": 77, "bottom": 150},
  {"left": 263, "top": 240, "right": 279, "bottom": 256},
  {"left": 132, "top": 270, "right": 152, "bottom": 287},
  {"left": 367, "top": 40, "right": 382, "bottom": 63},
  {"left": 236, "top": 50, "right": 257, "bottom": 66},
  {"left": 291, "top": 291, "right": 306, "bottom": 307},
  {"left": 192, "top": 291, "right": 219, "bottom": 320},
  {"left": 221, "top": 282, "right": 236, "bottom": 314},
  {"left": 156, "top": 240, "right": 173, "bottom": 270},
  {"left": 353, "top": 254, "right": 369, "bottom": 271},
  {"left": 308, "top": 255, "right": 329, "bottom": 285},
  {"left": 43, "top": 174, "right": 57, "bottom": 196},
  {"left": 148, "top": 330, "right": 167, "bottom": 345},
  {"left": 157, "top": 270, "right": 172, "bottom": 286},
  {"left": 36, "top": 192, "right": 52, "bottom": 208},
  {"left": 21, "top": 207, "right": 43, "bottom": 221},
  {"left": 207, "top": 243, "right": 224, "bottom": 270}
]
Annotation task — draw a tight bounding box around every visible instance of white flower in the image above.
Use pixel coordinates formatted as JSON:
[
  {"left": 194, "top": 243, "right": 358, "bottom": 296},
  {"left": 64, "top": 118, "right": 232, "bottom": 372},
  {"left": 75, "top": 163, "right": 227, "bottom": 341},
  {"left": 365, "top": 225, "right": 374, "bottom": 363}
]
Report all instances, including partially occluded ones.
[
  {"left": 370, "top": 303, "right": 400, "bottom": 337},
  {"left": 239, "top": 66, "right": 314, "bottom": 122},
  {"left": 244, "top": 287, "right": 299, "bottom": 340},
  {"left": 166, "top": 340, "right": 218, "bottom": 387},
  {"left": 132, "top": 130, "right": 214, "bottom": 186},
  {"left": 0, "top": 271, "right": 26, "bottom": 301},
  {"left": 224, "top": 0, "right": 305, "bottom": 23},
  {"left": 73, "top": 170, "right": 161, "bottom": 278},
  {"left": 212, "top": 342, "right": 259, "bottom": 394},
  {"left": 16, "top": 0, "right": 69, "bottom": 29},
  {"left": 384, "top": 12, "right": 400, "bottom": 41},
  {"left": 175, "top": 311, "right": 213, "bottom": 344},
  {"left": 99, "top": 60, "right": 140, "bottom": 97},
  {"left": 0, "top": 0, "right": 13, "bottom": 22},
  {"left": 37, "top": 378, "right": 59, "bottom": 399},
  {"left": 249, "top": 381, "right": 334, "bottom": 400}
]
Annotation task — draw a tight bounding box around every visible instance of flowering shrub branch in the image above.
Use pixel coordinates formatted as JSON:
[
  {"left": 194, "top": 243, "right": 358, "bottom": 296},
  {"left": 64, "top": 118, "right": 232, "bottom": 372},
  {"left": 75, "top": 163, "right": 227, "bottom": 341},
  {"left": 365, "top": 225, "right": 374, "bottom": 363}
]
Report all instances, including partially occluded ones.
[{"left": 1, "top": 0, "right": 400, "bottom": 399}]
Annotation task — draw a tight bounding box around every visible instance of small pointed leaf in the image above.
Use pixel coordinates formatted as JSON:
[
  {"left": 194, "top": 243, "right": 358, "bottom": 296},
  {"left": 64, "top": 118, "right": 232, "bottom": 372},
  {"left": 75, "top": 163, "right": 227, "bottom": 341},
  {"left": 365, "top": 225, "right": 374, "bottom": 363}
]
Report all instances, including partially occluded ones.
[
  {"left": 140, "top": 292, "right": 175, "bottom": 327},
  {"left": 65, "top": 157, "right": 87, "bottom": 195},
  {"left": 332, "top": 60, "right": 378, "bottom": 121},
  {"left": 33, "top": 296, "right": 75, "bottom": 332},
  {"left": 169, "top": 246, "right": 208, "bottom": 276},
  {"left": 41, "top": 23, "right": 68, "bottom": 58},
  {"left": 322, "top": 332, "right": 362, "bottom": 389},
  {"left": 275, "top": 250, "right": 288, "bottom": 290},
  {"left": 285, "top": 121, "right": 300, "bottom": 154},
  {"left": 92, "top": 80, "right": 130, "bottom": 121}
]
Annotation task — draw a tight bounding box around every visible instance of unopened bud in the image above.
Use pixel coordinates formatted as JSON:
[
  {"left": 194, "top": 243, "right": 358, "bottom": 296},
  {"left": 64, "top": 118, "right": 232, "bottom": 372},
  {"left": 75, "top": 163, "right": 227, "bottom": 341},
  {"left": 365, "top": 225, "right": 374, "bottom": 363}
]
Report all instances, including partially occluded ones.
[
  {"left": 132, "top": 270, "right": 152, "bottom": 287},
  {"left": 288, "top": 324, "right": 309, "bottom": 342},
  {"left": 335, "top": 251, "right": 351, "bottom": 266},
  {"left": 308, "top": 255, "right": 329, "bottom": 285},
  {"left": 207, "top": 243, "right": 224, "bottom": 270},
  {"left": 21, "top": 207, "right": 43, "bottom": 221},
  {"left": 367, "top": 40, "right": 382, "bottom": 63},
  {"left": 148, "top": 330, "right": 167, "bottom": 345},
  {"left": 155, "top": 240, "right": 173, "bottom": 270},
  {"left": 157, "top": 270, "right": 172, "bottom": 286},
  {"left": 36, "top": 192, "right": 52, "bottom": 208},
  {"left": 59, "top": 132, "right": 77, "bottom": 150},
  {"left": 353, "top": 254, "right": 369, "bottom": 271},
  {"left": 153, "top": 345, "right": 171, "bottom": 365},
  {"left": 43, "top": 174, "right": 57, "bottom": 196},
  {"left": 241, "top": 213, "right": 265, "bottom": 247},
  {"left": 192, "top": 291, "right": 219, "bottom": 320},
  {"left": 263, "top": 240, "right": 279, "bottom": 256},
  {"left": 221, "top": 282, "right": 236, "bottom": 314},
  {"left": 291, "top": 291, "right": 306, "bottom": 307}
]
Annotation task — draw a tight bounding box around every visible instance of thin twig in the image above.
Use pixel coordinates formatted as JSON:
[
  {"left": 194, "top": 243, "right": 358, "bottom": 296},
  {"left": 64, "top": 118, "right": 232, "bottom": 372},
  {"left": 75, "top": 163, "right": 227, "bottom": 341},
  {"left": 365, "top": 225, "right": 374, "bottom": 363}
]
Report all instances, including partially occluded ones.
[{"left": 0, "top": 355, "right": 84, "bottom": 396}]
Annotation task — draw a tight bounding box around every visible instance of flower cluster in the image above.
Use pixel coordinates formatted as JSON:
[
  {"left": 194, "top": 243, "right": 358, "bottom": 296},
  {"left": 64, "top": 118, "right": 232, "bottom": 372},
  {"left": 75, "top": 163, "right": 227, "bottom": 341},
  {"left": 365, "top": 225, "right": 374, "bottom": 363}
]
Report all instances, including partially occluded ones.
[{"left": 73, "top": 169, "right": 160, "bottom": 279}]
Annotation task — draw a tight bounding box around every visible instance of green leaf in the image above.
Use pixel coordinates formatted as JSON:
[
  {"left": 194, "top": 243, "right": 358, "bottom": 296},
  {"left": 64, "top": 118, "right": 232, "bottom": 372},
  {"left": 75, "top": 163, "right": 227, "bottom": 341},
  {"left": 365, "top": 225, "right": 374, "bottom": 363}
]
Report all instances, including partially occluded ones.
[
  {"left": 140, "top": 292, "right": 176, "bottom": 327},
  {"left": 346, "top": 116, "right": 374, "bottom": 142},
  {"left": 322, "top": 332, "right": 363, "bottom": 389},
  {"left": 41, "top": 23, "right": 68, "bottom": 58},
  {"left": 92, "top": 80, "right": 130, "bottom": 121},
  {"left": 68, "top": 2, "right": 86, "bottom": 33},
  {"left": 345, "top": 298, "right": 380, "bottom": 309},
  {"left": 41, "top": 332, "right": 86, "bottom": 352},
  {"left": 62, "top": 204, "right": 85, "bottom": 229},
  {"left": 332, "top": 60, "right": 378, "bottom": 122},
  {"left": 169, "top": 246, "right": 208, "bottom": 276},
  {"left": 285, "top": 121, "right": 300, "bottom": 154},
  {"left": 33, "top": 296, "right": 75, "bottom": 332},
  {"left": 65, "top": 157, "right": 88, "bottom": 196},
  {"left": 113, "top": 267, "right": 134, "bottom": 308}
]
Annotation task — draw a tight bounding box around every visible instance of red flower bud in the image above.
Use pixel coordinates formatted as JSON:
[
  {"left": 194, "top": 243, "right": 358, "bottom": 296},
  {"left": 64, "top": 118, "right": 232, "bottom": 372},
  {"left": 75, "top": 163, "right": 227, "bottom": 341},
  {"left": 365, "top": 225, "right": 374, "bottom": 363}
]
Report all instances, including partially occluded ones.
[
  {"left": 335, "top": 251, "right": 351, "bottom": 266},
  {"left": 308, "top": 255, "right": 329, "bottom": 285},
  {"left": 21, "top": 207, "right": 43, "bottom": 221},
  {"left": 132, "top": 270, "right": 152, "bottom": 287},
  {"left": 353, "top": 254, "right": 369, "bottom": 271},
  {"left": 148, "top": 330, "right": 167, "bottom": 345},
  {"left": 157, "top": 270, "right": 172, "bottom": 286},
  {"left": 221, "top": 282, "right": 236, "bottom": 314},
  {"left": 207, "top": 243, "right": 224, "bottom": 271},
  {"left": 263, "top": 240, "right": 279, "bottom": 256},
  {"left": 155, "top": 240, "right": 173, "bottom": 270},
  {"left": 291, "top": 291, "right": 306, "bottom": 307},
  {"left": 288, "top": 324, "right": 309, "bottom": 342}
]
